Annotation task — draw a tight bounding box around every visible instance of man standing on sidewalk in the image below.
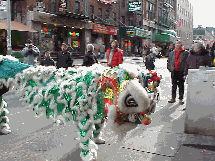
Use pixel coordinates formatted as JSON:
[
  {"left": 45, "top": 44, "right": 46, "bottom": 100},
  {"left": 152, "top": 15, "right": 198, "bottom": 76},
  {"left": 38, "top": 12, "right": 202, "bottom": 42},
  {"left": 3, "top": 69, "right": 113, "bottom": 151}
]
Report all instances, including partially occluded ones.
[{"left": 167, "top": 40, "right": 188, "bottom": 105}]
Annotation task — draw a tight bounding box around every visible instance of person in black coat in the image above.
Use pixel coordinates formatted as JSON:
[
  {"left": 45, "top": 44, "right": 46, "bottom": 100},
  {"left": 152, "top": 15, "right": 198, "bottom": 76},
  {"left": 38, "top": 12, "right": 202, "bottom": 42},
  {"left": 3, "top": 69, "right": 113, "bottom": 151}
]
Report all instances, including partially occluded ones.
[
  {"left": 145, "top": 52, "right": 155, "bottom": 71},
  {"left": 82, "top": 44, "right": 98, "bottom": 67},
  {"left": 56, "top": 43, "right": 74, "bottom": 69},
  {"left": 185, "top": 40, "right": 212, "bottom": 76},
  {"left": 40, "top": 51, "right": 55, "bottom": 66}
]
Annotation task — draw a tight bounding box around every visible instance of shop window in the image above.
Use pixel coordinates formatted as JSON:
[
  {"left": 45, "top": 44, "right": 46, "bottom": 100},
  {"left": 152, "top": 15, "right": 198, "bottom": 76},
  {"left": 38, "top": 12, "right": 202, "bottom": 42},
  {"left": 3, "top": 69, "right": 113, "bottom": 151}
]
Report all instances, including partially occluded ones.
[
  {"left": 91, "top": 34, "right": 98, "bottom": 43},
  {"left": 75, "top": 1, "right": 80, "bottom": 14},
  {"left": 139, "top": 21, "right": 142, "bottom": 27}
]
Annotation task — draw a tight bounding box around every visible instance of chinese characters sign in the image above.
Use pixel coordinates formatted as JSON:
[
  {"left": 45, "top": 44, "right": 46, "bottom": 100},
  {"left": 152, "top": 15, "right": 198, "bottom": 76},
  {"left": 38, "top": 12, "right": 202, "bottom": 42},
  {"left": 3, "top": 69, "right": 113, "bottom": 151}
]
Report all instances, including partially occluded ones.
[
  {"left": 59, "top": 0, "right": 67, "bottom": 11},
  {"left": 93, "top": 24, "right": 117, "bottom": 35}
]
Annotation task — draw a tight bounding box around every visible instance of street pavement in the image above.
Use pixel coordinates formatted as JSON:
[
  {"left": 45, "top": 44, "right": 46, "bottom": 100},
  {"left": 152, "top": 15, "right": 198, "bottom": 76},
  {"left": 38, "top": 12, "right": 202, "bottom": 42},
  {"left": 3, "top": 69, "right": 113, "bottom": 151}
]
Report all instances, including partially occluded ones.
[{"left": 1, "top": 57, "right": 215, "bottom": 161}]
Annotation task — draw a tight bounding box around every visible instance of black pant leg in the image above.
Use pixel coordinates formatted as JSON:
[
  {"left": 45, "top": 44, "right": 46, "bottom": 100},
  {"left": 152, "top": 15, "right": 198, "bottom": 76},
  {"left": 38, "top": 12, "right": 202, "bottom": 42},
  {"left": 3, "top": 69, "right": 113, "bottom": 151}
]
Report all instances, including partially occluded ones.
[
  {"left": 178, "top": 72, "right": 185, "bottom": 100},
  {"left": 171, "top": 71, "right": 178, "bottom": 99}
]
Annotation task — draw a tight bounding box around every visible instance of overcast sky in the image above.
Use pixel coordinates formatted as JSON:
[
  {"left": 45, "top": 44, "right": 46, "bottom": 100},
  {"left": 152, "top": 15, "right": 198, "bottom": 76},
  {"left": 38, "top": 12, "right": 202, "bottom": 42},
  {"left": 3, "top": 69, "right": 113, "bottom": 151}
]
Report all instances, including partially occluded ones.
[{"left": 188, "top": 0, "right": 215, "bottom": 28}]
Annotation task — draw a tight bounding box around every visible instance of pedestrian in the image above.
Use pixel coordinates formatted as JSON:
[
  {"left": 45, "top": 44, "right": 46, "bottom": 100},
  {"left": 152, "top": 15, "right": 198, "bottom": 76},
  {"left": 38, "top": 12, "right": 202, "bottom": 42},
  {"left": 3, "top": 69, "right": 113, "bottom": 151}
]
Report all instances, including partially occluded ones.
[
  {"left": 106, "top": 40, "right": 123, "bottom": 68},
  {"left": 210, "top": 42, "right": 215, "bottom": 66},
  {"left": 166, "top": 43, "right": 175, "bottom": 57},
  {"left": 82, "top": 44, "right": 98, "bottom": 67},
  {"left": 21, "top": 39, "right": 40, "bottom": 66},
  {"left": 185, "top": 40, "right": 212, "bottom": 75},
  {"left": 134, "top": 45, "right": 138, "bottom": 56},
  {"left": 145, "top": 52, "right": 155, "bottom": 71},
  {"left": 99, "top": 43, "right": 105, "bottom": 59},
  {"left": 56, "top": 43, "right": 74, "bottom": 69},
  {"left": 40, "top": 50, "right": 55, "bottom": 66},
  {"left": 167, "top": 40, "right": 189, "bottom": 105},
  {"left": 151, "top": 44, "right": 159, "bottom": 59},
  {"left": 144, "top": 44, "right": 150, "bottom": 56}
]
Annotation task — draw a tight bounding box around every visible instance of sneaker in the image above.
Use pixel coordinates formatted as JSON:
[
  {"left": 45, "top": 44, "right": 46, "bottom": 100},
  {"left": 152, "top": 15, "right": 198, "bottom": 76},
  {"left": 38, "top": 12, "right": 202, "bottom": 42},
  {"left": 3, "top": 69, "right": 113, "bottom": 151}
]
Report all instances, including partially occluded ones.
[
  {"left": 0, "top": 127, "right": 11, "bottom": 135},
  {"left": 168, "top": 99, "right": 176, "bottom": 103},
  {"left": 179, "top": 100, "right": 184, "bottom": 105}
]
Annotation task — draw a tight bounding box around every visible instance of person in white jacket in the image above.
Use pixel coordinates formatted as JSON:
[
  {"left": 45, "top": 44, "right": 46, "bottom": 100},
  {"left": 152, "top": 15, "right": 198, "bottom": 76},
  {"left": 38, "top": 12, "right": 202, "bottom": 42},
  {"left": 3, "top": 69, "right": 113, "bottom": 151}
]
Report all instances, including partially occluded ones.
[{"left": 151, "top": 44, "right": 159, "bottom": 60}]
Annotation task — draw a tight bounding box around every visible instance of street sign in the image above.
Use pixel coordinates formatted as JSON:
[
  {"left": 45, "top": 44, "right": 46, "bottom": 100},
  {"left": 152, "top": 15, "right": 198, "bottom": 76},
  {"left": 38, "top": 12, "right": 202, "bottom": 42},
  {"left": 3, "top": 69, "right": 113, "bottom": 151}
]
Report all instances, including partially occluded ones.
[
  {"left": 0, "top": 0, "right": 7, "bottom": 19},
  {"left": 59, "top": 0, "right": 67, "bottom": 11},
  {"left": 0, "top": 1, "right": 6, "bottom": 10},
  {"left": 128, "top": 1, "right": 141, "bottom": 12}
]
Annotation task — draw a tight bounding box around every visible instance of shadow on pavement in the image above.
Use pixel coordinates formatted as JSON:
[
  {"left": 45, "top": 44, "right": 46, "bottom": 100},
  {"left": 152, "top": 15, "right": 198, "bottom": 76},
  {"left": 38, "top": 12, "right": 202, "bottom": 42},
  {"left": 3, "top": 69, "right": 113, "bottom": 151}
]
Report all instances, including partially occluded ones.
[{"left": 183, "top": 144, "right": 215, "bottom": 152}]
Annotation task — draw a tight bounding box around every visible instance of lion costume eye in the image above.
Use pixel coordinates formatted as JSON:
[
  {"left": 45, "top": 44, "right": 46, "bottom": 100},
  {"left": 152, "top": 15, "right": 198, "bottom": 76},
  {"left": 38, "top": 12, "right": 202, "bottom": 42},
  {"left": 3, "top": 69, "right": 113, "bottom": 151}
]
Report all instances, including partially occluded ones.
[{"left": 124, "top": 94, "right": 138, "bottom": 107}]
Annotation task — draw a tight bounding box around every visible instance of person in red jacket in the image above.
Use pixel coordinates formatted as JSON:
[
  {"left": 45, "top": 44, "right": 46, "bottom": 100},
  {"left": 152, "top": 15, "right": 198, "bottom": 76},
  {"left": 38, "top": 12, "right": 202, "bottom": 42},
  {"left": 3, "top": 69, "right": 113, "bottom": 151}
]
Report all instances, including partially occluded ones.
[{"left": 106, "top": 40, "right": 123, "bottom": 67}]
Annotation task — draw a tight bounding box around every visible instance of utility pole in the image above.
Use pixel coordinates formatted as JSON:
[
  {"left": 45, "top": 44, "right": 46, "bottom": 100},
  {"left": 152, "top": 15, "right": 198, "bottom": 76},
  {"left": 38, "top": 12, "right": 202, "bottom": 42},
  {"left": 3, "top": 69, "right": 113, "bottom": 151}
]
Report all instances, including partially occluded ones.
[
  {"left": 7, "top": 0, "right": 12, "bottom": 55},
  {"left": 118, "top": 0, "right": 120, "bottom": 47}
]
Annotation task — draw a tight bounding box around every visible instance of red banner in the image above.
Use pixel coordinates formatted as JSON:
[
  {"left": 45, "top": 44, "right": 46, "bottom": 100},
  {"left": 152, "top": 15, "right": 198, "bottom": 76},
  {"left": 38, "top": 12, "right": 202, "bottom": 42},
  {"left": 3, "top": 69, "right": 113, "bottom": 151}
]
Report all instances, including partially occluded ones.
[{"left": 93, "top": 24, "right": 117, "bottom": 35}]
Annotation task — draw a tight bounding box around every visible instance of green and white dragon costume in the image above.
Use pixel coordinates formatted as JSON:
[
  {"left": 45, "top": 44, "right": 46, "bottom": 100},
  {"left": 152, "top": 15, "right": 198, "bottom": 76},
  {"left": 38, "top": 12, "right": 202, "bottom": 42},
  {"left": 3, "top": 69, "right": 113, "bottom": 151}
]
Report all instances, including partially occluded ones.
[{"left": 0, "top": 55, "right": 161, "bottom": 161}]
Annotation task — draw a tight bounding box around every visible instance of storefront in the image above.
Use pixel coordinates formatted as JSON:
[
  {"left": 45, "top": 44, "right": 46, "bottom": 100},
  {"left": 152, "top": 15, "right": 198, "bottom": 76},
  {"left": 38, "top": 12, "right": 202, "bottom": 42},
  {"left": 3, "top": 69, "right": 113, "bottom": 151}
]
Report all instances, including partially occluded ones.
[
  {"left": 40, "top": 24, "right": 55, "bottom": 53},
  {"left": 92, "top": 23, "right": 117, "bottom": 56},
  {"left": 120, "top": 26, "right": 151, "bottom": 56},
  {"left": 27, "top": 9, "right": 91, "bottom": 58},
  {"left": 153, "top": 30, "right": 177, "bottom": 46},
  {"left": 153, "top": 30, "right": 177, "bottom": 56},
  {"left": 119, "top": 26, "right": 135, "bottom": 55}
]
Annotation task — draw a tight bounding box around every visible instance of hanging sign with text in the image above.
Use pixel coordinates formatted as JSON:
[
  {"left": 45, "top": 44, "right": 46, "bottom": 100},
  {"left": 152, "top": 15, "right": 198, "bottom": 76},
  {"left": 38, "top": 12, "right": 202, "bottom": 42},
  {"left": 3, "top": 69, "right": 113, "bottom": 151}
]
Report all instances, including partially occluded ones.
[
  {"left": 93, "top": 24, "right": 117, "bottom": 35},
  {"left": 59, "top": 0, "right": 67, "bottom": 11}
]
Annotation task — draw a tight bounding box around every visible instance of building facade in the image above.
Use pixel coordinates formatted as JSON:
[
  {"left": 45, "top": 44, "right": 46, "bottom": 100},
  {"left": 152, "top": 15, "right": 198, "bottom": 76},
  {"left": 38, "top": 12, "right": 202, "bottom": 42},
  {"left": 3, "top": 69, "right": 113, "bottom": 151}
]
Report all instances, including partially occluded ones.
[
  {"left": 193, "top": 26, "right": 215, "bottom": 47},
  {"left": 8, "top": 0, "right": 180, "bottom": 57},
  {"left": 176, "top": 0, "right": 193, "bottom": 49}
]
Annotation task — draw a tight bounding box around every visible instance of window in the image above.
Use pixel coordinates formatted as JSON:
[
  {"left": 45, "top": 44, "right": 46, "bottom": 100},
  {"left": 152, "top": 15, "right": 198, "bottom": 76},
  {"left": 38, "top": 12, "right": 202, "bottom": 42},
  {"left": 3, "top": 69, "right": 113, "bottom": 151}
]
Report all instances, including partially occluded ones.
[
  {"left": 122, "top": 0, "right": 125, "bottom": 7},
  {"left": 90, "top": 5, "right": 94, "bottom": 15},
  {"left": 98, "top": 8, "right": 102, "bottom": 18},
  {"left": 121, "top": 16, "right": 125, "bottom": 24},
  {"left": 90, "top": 5, "right": 94, "bottom": 20},
  {"left": 131, "top": 20, "right": 133, "bottom": 26},
  {"left": 105, "top": 10, "right": 109, "bottom": 19},
  {"left": 146, "top": 2, "right": 155, "bottom": 21},
  {"left": 51, "top": 0, "right": 56, "bottom": 13},
  {"left": 113, "top": 12, "right": 116, "bottom": 22},
  {"left": 75, "top": 1, "right": 80, "bottom": 14}
]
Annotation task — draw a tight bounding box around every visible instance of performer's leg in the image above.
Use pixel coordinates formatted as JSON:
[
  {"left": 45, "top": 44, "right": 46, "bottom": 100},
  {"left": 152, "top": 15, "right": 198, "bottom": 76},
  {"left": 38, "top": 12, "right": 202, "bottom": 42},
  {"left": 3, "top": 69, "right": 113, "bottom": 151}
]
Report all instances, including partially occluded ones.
[
  {"left": 93, "top": 117, "right": 105, "bottom": 144},
  {"left": 78, "top": 123, "right": 97, "bottom": 161},
  {"left": 0, "top": 96, "right": 11, "bottom": 134}
]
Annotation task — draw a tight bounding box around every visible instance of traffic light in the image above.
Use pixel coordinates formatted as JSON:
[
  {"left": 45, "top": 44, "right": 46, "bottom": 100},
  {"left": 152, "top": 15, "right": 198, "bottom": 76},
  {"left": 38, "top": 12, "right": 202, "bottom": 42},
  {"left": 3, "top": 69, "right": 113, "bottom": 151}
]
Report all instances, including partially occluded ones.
[{"left": 125, "top": 40, "right": 128, "bottom": 46}]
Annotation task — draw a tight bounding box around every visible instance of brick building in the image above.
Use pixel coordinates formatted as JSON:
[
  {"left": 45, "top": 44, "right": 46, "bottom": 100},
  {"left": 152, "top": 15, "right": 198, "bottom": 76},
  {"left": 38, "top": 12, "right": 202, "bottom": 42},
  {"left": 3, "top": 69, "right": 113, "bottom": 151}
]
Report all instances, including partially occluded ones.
[{"left": 6, "top": 0, "right": 179, "bottom": 57}]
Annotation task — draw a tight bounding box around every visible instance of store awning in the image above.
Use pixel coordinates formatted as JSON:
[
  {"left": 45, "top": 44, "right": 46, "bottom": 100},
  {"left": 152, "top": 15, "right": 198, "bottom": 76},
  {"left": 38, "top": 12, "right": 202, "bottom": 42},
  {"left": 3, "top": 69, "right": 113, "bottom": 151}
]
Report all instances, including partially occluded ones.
[
  {"left": 161, "top": 30, "right": 177, "bottom": 37},
  {"left": 154, "top": 33, "right": 171, "bottom": 42},
  {"left": 0, "top": 20, "right": 37, "bottom": 32}
]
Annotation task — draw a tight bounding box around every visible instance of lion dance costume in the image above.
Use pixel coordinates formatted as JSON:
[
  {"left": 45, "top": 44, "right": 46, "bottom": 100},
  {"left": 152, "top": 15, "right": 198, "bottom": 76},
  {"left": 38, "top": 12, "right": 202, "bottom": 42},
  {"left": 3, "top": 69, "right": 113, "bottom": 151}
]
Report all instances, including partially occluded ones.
[{"left": 0, "top": 55, "right": 160, "bottom": 161}]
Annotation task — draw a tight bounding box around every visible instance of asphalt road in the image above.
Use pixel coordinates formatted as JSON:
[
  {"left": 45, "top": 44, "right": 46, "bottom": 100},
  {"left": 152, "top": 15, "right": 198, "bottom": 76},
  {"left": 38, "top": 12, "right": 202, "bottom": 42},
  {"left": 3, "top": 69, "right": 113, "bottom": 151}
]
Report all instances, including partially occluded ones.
[{"left": 0, "top": 58, "right": 188, "bottom": 161}]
